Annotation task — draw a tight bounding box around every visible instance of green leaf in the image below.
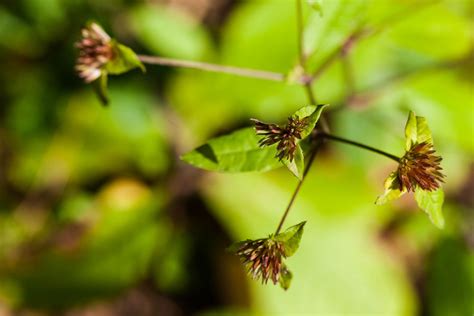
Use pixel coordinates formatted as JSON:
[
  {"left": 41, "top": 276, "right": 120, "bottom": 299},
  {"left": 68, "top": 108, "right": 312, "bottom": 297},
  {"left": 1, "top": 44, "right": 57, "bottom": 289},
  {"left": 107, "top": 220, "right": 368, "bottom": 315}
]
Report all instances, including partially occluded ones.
[
  {"left": 129, "top": 3, "right": 213, "bottom": 60},
  {"left": 92, "top": 72, "right": 109, "bottom": 106},
  {"left": 275, "top": 221, "right": 306, "bottom": 257},
  {"left": 293, "top": 104, "right": 329, "bottom": 139},
  {"left": 282, "top": 145, "right": 304, "bottom": 180},
  {"left": 279, "top": 265, "right": 293, "bottom": 290},
  {"left": 307, "top": 0, "right": 324, "bottom": 16},
  {"left": 181, "top": 127, "right": 282, "bottom": 172},
  {"left": 106, "top": 42, "right": 145, "bottom": 75},
  {"left": 375, "top": 172, "right": 406, "bottom": 205},
  {"left": 414, "top": 187, "right": 445, "bottom": 229},
  {"left": 404, "top": 111, "right": 433, "bottom": 150}
]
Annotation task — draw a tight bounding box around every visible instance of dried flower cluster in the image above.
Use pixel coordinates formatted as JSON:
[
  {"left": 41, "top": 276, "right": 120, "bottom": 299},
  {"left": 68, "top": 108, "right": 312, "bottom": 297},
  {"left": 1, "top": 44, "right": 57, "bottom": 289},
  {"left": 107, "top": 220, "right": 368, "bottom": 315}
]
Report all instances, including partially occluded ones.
[
  {"left": 397, "top": 141, "right": 445, "bottom": 192},
  {"left": 233, "top": 238, "right": 286, "bottom": 284},
  {"left": 252, "top": 116, "right": 308, "bottom": 161},
  {"left": 75, "top": 23, "right": 114, "bottom": 83}
]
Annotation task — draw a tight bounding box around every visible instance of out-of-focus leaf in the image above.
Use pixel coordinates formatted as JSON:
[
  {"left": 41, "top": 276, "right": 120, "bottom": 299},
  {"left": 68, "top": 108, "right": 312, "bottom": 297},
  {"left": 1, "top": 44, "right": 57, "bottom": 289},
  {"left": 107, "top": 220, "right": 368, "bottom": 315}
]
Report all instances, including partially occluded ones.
[
  {"left": 275, "top": 221, "right": 306, "bottom": 258},
  {"left": 426, "top": 238, "right": 474, "bottom": 316},
  {"left": 106, "top": 42, "right": 145, "bottom": 75},
  {"left": 282, "top": 145, "right": 304, "bottom": 180},
  {"left": 375, "top": 172, "right": 405, "bottom": 205},
  {"left": 414, "top": 188, "right": 445, "bottom": 229},
  {"left": 307, "top": 0, "right": 324, "bottom": 16},
  {"left": 293, "top": 104, "right": 329, "bottom": 139},
  {"left": 279, "top": 265, "right": 293, "bottom": 290},
  {"left": 304, "top": 0, "right": 366, "bottom": 70},
  {"left": 181, "top": 127, "right": 281, "bottom": 173},
  {"left": 129, "top": 3, "right": 213, "bottom": 60}
]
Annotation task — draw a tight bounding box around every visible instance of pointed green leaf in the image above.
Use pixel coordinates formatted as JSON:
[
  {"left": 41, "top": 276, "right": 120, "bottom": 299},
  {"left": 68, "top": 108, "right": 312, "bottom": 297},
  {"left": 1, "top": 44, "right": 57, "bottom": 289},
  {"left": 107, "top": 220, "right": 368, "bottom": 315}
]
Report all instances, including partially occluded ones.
[
  {"left": 415, "top": 116, "right": 433, "bottom": 145},
  {"left": 279, "top": 265, "right": 293, "bottom": 290},
  {"left": 92, "top": 72, "right": 109, "bottom": 106},
  {"left": 405, "top": 111, "right": 418, "bottom": 150},
  {"left": 282, "top": 145, "right": 304, "bottom": 180},
  {"left": 307, "top": 0, "right": 324, "bottom": 16},
  {"left": 275, "top": 221, "right": 306, "bottom": 257},
  {"left": 181, "top": 127, "right": 282, "bottom": 172},
  {"left": 404, "top": 111, "right": 433, "bottom": 150},
  {"left": 375, "top": 172, "right": 406, "bottom": 205},
  {"left": 293, "top": 104, "right": 329, "bottom": 140},
  {"left": 414, "top": 187, "right": 445, "bottom": 229},
  {"left": 106, "top": 42, "right": 145, "bottom": 75}
]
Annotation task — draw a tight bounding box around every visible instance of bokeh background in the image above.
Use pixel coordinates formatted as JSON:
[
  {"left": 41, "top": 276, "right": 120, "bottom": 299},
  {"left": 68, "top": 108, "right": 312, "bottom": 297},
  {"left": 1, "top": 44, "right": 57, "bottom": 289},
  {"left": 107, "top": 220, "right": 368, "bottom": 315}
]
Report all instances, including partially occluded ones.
[{"left": 0, "top": 0, "right": 473, "bottom": 315}]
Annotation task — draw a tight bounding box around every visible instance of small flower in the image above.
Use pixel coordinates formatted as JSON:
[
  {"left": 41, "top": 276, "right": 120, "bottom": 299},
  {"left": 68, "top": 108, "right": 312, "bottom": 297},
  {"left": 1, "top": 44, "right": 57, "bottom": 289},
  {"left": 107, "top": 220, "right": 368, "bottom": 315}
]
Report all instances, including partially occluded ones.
[
  {"left": 398, "top": 141, "right": 444, "bottom": 192},
  {"left": 376, "top": 111, "right": 446, "bottom": 229},
  {"left": 251, "top": 116, "right": 309, "bottom": 161},
  {"left": 233, "top": 237, "right": 286, "bottom": 284},
  {"left": 75, "top": 23, "right": 114, "bottom": 83}
]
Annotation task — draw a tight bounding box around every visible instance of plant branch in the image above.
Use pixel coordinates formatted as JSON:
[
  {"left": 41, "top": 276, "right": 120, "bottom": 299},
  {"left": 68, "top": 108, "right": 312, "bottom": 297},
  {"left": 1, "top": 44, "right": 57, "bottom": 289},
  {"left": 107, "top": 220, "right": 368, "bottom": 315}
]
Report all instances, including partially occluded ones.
[
  {"left": 320, "top": 133, "right": 400, "bottom": 162},
  {"left": 137, "top": 54, "right": 288, "bottom": 83},
  {"left": 275, "top": 139, "right": 322, "bottom": 235}
]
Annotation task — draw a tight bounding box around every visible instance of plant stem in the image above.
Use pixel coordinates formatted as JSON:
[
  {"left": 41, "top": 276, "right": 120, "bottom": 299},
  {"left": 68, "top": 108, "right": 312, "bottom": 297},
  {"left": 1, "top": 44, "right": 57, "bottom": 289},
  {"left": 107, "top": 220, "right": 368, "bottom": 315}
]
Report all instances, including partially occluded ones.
[
  {"left": 275, "top": 140, "right": 321, "bottom": 235},
  {"left": 295, "top": 0, "right": 306, "bottom": 66},
  {"left": 274, "top": 0, "right": 331, "bottom": 235},
  {"left": 320, "top": 133, "right": 400, "bottom": 162},
  {"left": 137, "top": 54, "right": 288, "bottom": 82}
]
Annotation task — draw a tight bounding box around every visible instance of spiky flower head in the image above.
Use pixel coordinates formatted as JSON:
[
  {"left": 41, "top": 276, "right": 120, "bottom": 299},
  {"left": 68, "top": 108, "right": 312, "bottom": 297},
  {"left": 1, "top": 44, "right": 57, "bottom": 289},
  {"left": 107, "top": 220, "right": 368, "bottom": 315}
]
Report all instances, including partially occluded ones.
[
  {"left": 75, "top": 23, "right": 113, "bottom": 83},
  {"left": 233, "top": 237, "right": 286, "bottom": 285},
  {"left": 376, "top": 111, "right": 446, "bottom": 229},
  {"left": 251, "top": 116, "right": 309, "bottom": 161},
  {"left": 398, "top": 141, "right": 444, "bottom": 192}
]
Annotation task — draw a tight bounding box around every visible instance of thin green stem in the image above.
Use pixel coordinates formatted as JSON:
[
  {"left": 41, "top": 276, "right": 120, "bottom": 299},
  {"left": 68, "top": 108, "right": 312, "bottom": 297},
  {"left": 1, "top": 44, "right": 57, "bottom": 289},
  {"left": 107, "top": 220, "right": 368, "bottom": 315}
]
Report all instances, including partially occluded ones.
[
  {"left": 137, "top": 54, "right": 288, "bottom": 83},
  {"left": 320, "top": 133, "right": 400, "bottom": 162},
  {"left": 274, "top": 140, "right": 321, "bottom": 235}
]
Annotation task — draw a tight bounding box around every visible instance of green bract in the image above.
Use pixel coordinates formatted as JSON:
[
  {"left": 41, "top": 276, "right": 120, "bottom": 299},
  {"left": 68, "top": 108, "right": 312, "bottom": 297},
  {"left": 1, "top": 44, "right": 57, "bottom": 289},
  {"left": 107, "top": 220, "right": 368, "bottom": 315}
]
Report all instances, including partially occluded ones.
[{"left": 376, "top": 111, "right": 445, "bottom": 229}]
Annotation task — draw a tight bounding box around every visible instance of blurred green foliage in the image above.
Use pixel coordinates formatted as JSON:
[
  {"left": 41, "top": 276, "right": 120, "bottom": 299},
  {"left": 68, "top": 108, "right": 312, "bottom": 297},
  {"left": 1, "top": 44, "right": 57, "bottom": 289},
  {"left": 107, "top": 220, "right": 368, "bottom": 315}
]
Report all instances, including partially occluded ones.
[{"left": 0, "top": 0, "right": 472, "bottom": 315}]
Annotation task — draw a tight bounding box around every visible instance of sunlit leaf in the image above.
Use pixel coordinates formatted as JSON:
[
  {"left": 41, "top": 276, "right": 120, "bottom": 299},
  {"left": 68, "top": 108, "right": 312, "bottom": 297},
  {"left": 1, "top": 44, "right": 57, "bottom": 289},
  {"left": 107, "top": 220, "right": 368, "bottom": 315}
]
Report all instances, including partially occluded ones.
[
  {"left": 275, "top": 221, "right": 306, "bottom": 257},
  {"left": 283, "top": 145, "right": 305, "bottom": 180},
  {"left": 414, "top": 187, "right": 445, "bottom": 229},
  {"left": 181, "top": 127, "right": 282, "bottom": 172},
  {"left": 293, "top": 104, "right": 329, "bottom": 139},
  {"left": 375, "top": 172, "right": 406, "bottom": 205},
  {"left": 106, "top": 42, "right": 145, "bottom": 75},
  {"left": 404, "top": 111, "right": 433, "bottom": 150}
]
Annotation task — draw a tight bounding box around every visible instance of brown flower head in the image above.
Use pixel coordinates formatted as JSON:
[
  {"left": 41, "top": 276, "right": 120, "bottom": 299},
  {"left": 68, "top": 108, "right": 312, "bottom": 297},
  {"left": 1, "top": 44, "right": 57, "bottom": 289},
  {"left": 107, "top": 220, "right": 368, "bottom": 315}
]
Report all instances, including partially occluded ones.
[
  {"left": 234, "top": 237, "right": 286, "bottom": 284},
  {"left": 251, "top": 116, "right": 308, "bottom": 161},
  {"left": 75, "top": 23, "right": 114, "bottom": 83},
  {"left": 397, "top": 141, "right": 445, "bottom": 192}
]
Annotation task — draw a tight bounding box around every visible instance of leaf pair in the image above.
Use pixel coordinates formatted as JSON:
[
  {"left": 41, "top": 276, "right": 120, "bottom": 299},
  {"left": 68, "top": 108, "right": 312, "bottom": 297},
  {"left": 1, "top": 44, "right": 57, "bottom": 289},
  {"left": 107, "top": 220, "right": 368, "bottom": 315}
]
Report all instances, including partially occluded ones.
[
  {"left": 376, "top": 111, "right": 445, "bottom": 229},
  {"left": 182, "top": 104, "right": 328, "bottom": 179}
]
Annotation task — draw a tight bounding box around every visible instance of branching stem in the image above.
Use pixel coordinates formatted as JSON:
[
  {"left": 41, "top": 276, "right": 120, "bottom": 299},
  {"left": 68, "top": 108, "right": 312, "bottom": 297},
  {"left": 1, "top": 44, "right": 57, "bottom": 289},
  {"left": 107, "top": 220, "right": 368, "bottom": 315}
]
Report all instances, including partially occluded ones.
[{"left": 137, "top": 54, "right": 288, "bottom": 82}]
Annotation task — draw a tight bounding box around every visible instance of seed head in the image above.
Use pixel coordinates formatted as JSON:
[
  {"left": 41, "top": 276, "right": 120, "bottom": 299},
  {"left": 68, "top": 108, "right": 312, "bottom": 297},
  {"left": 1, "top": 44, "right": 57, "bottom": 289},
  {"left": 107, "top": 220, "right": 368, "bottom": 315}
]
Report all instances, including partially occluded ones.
[
  {"left": 398, "top": 141, "right": 445, "bottom": 192},
  {"left": 75, "top": 23, "right": 114, "bottom": 83},
  {"left": 233, "top": 238, "right": 286, "bottom": 285},
  {"left": 251, "top": 116, "right": 308, "bottom": 161}
]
